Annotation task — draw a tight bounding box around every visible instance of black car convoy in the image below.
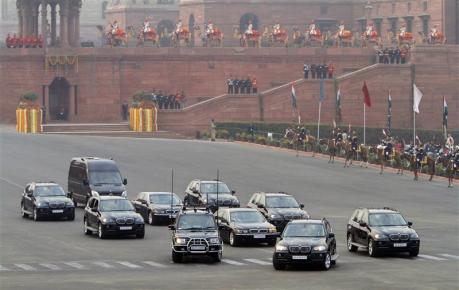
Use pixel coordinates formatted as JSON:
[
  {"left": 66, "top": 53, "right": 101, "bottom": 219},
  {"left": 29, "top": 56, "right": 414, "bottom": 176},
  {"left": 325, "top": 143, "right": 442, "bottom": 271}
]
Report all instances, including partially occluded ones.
[{"left": 20, "top": 156, "right": 422, "bottom": 271}]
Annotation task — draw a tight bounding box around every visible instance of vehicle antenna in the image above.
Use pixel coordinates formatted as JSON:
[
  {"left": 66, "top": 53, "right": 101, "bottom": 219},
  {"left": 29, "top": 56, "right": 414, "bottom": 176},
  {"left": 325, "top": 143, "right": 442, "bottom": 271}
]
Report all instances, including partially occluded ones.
[
  {"left": 171, "top": 168, "right": 174, "bottom": 220},
  {"left": 216, "top": 169, "right": 219, "bottom": 216}
]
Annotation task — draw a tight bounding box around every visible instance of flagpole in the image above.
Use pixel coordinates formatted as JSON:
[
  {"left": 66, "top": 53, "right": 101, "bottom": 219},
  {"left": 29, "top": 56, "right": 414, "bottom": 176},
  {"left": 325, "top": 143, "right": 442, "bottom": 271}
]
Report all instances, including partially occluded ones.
[
  {"left": 317, "top": 101, "right": 321, "bottom": 142},
  {"left": 363, "top": 103, "right": 366, "bottom": 146},
  {"left": 413, "top": 87, "right": 416, "bottom": 146}
]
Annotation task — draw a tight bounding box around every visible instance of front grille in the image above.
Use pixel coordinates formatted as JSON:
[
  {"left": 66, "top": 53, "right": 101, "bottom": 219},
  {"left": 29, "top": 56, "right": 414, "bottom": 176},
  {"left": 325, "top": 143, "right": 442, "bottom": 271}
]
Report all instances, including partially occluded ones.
[
  {"left": 249, "top": 229, "right": 268, "bottom": 234},
  {"left": 400, "top": 234, "right": 409, "bottom": 240},
  {"left": 188, "top": 238, "right": 208, "bottom": 246},
  {"left": 289, "top": 246, "right": 300, "bottom": 253},
  {"left": 166, "top": 209, "right": 178, "bottom": 214},
  {"left": 284, "top": 215, "right": 302, "bottom": 220},
  {"left": 49, "top": 202, "right": 65, "bottom": 209},
  {"left": 300, "top": 246, "right": 311, "bottom": 254},
  {"left": 125, "top": 218, "right": 134, "bottom": 225},
  {"left": 390, "top": 234, "right": 409, "bottom": 241},
  {"left": 116, "top": 218, "right": 126, "bottom": 224}
]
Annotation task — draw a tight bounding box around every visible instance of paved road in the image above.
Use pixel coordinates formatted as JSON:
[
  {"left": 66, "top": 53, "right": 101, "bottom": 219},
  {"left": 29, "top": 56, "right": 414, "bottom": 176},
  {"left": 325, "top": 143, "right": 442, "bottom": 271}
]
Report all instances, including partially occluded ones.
[{"left": 0, "top": 131, "right": 458, "bottom": 290}]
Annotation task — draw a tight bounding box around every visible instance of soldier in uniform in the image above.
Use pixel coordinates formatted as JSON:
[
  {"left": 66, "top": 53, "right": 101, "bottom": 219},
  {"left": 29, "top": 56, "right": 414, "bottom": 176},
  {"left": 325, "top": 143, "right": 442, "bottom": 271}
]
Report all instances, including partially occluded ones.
[
  {"left": 430, "top": 25, "right": 438, "bottom": 43},
  {"left": 351, "top": 131, "right": 359, "bottom": 153},
  {"left": 210, "top": 119, "right": 216, "bottom": 142},
  {"left": 399, "top": 24, "right": 407, "bottom": 38},
  {"left": 175, "top": 19, "right": 183, "bottom": 36},
  {"left": 245, "top": 20, "right": 254, "bottom": 36},
  {"left": 206, "top": 19, "right": 214, "bottom": 36},
  {"left": 227, "top": 76, "right": 234, "bottom": 94},
  {"left": 413, "top": 147, "right": 426, "bottom": 181},
  {"left": 111, "top": 20, "right": 119, "bottom": 35},
  {"left": 246, "top": 77, "right": 252, "bottom": 94},
  {"left": 336, "top": 128, "right": 343, "bottom": 142},
  {"left": 310, "top": 64, "right": 316, "bottom": 79},
  {"left": 303, "top": 63, "right": 310, "bottom": 79},
  {"left": 446, "top": 133, "right": 454, "bottom": 150},
  {"left": 251, "top": 77, "right": 258, "bottom": 94},
  {"left": 308, "top": 20, "right": 317, "bottom": 36},
  {"left": 338, "top": 21, "right": 345, "bottom": 38},
  {"left": 234, "top": 78, "right": 240, "bottom": 94},
  {"left": 273, "top": 18, "right": 281, "bottom": 35},
  {"left": 143, "top": 18, "right": 151, "bottom": 34}
]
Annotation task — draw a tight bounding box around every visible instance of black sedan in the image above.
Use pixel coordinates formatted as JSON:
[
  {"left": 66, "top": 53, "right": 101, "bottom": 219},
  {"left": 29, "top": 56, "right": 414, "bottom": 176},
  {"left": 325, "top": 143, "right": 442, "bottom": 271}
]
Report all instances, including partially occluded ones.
[
  {"left": 21, "top": 182, "right": 75, "bottom": 221},
  {"left": 273, "top": 219, "right": 337, "bottom": 271},
  {"left": 216, "top": 208, "right": 278, "bottom": 246},
  {"left": 132, "top": 192, "right": 182, "bottom": 225}
]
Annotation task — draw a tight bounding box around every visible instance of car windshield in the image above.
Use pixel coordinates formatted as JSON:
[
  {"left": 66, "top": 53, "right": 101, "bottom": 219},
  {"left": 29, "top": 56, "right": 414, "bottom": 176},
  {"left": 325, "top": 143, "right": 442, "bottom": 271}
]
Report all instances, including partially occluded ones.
[
  {"left": 34, "top": 186, "right": 66, "bottom": 197},
  {"left": 230, "top": 211, "right": 265, "bottom": 223},
  {"left": 150, "top": 194, "right": 181, "bottom": 205},
  {"left": 369, "top": 213, "right": 407, "bottom": 227},
  {"left": 99, "top": 199, "right": 134, "bottom": 212},
  {"left": 177, "top": 215, "right": 216, "bottom": 230},
  {"left": 266, "top": 196, "right": 299, "bottom": 208},
  {"left": 200, "top": 182, "right": 230, "bottom": 194},
  {"left": 283, "top": 223, "right": 325, "bottom": 238},
  {"left": 89, "top": 171, "right": 122, "bottom": 185}
]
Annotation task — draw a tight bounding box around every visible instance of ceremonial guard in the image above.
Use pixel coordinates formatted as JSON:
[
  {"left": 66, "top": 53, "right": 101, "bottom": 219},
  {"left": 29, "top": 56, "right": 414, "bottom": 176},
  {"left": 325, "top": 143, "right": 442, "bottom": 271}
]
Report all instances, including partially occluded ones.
[
  {"left": 399, "top": 24, "right": 407, "bottom": 38},
  {"left": 210, "top": 119, "right": 216, "bottom": 142},
  {"left": 273, "top": 19, "right": 281, "bottom": 35},
  {"left": 383, "top": 136, "right": 394, "bottom": 161},
  {"left": 206, "top": 20, "right": 214, "bottom": 35},
  {"left": 414, "top": 147, "right": 426, "bottom": 181},
  {"left": 338, "top": 21, "right": 345, "bottom": 38},
  {"left": 303, "top": 63, "right": 310, "bottom": 79},
  {"left": 365, "top": 22, "right": 374, "bottom": 39},
  {"left": 446, "top": 134, "right": 454, "bottom": 150},
  {"left": 251, "top": 77, "right": 258, "bottom": 94},
  {"left": 143, "top": 18, "right": 151, "bottom": 33},
  {"left": 176, "top": 19, "right": 183, "bottom": 35},
  {"left": 245, "top": 20, "right": 254, "bottom": 35},
  {"left": 430, "top": 25, "right": 438, "bottom": 42},
  {"left": 227, "top": 76, "right": 234, "bottom": 94},
  {"left": 336, "top": 128, "right": 343, "bottom": 142},
  {"left": 308, "top": 20, "right": 317, "bottom": 36},
  {"left": 111, "top": 20, "right": 119, "bottom": 35},
  {"left": 351, "top": 131, "right": 359, "bottom": 153},
  {"left": 5, "top": 33, "right": 12, "bottom": 48}
]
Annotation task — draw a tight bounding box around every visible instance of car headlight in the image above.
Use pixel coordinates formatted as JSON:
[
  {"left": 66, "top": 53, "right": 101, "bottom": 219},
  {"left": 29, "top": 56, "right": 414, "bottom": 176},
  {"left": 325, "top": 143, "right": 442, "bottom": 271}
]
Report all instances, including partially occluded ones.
[
  {"left": 91, "top": 190, "right": 99, "bottom": 197},
  {"left": 374, "top": 233, "right": 387, "bottom": 240},
  {"left": 313, "top": 245, "right": 327, "bottom": 252},
  {"left": 235, "top": 229, "right": 249, "bottom": 234},
  {"left": 275, "top": 244, "right": 288, "bottom": 252},
  {"left": 268, "top": 227, "right": 277, "bottom": 233},
  {"left": 209, "top": 237, "right": 220, "bottom": 244},
  {"left": 65, "top": 201, "right": 75, "bottom": 207},
  {"left": 36, "top": 201, "right": 47, "bottom": 208},
  {"left": 102, "top": 217, "right": 115, "bottom": 224},
  {"left": 270, "top": 214, "right": 281, "bottom": 219},
  {"left": 135, "top": 216, "right": 144, "bottom": 224},
  {"left": 410, "top": 232, "right": 419, "bottom": 239},
  {"left": 121, "top": 191, "right": 127, "bottom": 198},
  {"left": 175, "top": 237, "right": 187, "bottom": 245}
]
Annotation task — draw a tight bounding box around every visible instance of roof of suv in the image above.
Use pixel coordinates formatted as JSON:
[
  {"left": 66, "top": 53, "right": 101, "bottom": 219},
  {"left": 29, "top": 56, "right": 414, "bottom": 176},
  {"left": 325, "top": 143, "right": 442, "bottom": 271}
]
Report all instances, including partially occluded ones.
[
  {"left": 358, "top": 207, "right": 399, "bottom": 214},
  {"left": 260, "top": 192, "right": 291, "bottom": 197},
  {"left": 31, "top": 182, "right": 60, "bottom": 187},
  {"left": 289, "top": 219, "right": 323, "bottom": 224},
  {"left": 98, "top": 196, "right": 126, "bottom": 201}
]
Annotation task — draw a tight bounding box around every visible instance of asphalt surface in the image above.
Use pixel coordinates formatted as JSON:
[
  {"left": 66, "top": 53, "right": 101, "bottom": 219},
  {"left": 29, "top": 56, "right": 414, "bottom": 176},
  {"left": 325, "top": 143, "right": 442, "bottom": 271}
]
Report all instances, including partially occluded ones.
[{"left": 0, "top": 129, "right": 458, "bottom": 290}]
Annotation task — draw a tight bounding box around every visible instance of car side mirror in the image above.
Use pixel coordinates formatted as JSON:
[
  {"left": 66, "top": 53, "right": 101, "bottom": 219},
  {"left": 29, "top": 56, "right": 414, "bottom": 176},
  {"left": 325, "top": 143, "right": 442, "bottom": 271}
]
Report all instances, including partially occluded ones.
[
  {"left": 83, "top": 179, "right": 89, "bottom": 186},
  {"left": 299, "top": 203, "right": 305, "bottom": 209},
  {"left": 123, "top": 178, "right": 128, "bottom": 185},
  {"left": 168, "top": 225, "right": 175, "bottom": 230},
  {"left": 407, "top": 221, "right": 413, "bottom": 227},
  {"left": 328, "top": 233, "right": 335, "bottom": 238},
  {"left": 231, "top": 190, "right": 236, "bottom": 195},
  {"left": 359, "top": 221, "right": 367, "bottom": 228}
]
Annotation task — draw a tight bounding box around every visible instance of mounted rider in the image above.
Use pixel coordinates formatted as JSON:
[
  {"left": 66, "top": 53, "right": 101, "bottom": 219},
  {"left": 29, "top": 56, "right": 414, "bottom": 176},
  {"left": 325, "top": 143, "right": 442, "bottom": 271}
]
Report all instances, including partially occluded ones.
[
  {"left": 351, "top": 131, "right": 359, "bottom": 153},
  {"left": 245, "top": 20, "right": 254, "bottom": 35},
  {"left": 338, "top": 21, "right": 345, "bottom": 37},
  {"left": 143, "top": 18, "right": 152, "bottom": 33},
  {"left": 309, "top": 20, "right": 317, "bottom": 36},
  {"left": 175, "top": 19, "right": 183, "bottom": 35},
  {"left": 335, "top": 128, "right": 343, "bottom": 142},
  {"left": 365, "top": 22, "right": 375, "bottom": 39},
  {"left": 111, "top": 20, "right": 119, "bottom": 35},
  {"left": 206, "top": 19, "right": 214, "bottom": 35},
  {"left": 399, "top": 24, "right": 407, "bottom": 37},
  {"left": 273, "top": 18, "right": 281, "bottom": 35},
  {"left": 445, "top": 133, "right": 455, "bottom": 150},
  {"left": 430, "top": 25, "right": 438, "bottom": 41},
  {"left": 382, "top": 135, "right": 394, "bottom": 161}
]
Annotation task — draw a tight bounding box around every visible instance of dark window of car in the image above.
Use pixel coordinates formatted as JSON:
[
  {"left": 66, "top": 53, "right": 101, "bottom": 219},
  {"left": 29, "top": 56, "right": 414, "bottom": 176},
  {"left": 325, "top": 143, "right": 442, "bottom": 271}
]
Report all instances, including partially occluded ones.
[
  {"left": 99, "top": 199, "right": 134, "bottom": 212},
  {"left": 34, "top": 185, "right": 66, "bottom": 197},
  {"left": 324, "top": 220, "right": 332, "bottom": 233},
  {"left": 75, "top": 165, "right": 86, "bottom": 180},
  {"left": 88, "top": 198, "right": 95, "bottom": 208},
  {"left": 368, "top": 213, "right": 407, "bottom": 226},
  {"left": 265, "top": 196, "right": 299, "bottom": 208},
  {"left": 283, "top": 223, "right": 326, "bottom": 237},
  {"left": 230, "top": 211, "right": 265, "bottom": 223},
  {"left": 200, "top": 182, "right": 230, "bottom": 194},
  {"left": 150, "top": 194, "right": 181, "bottom": 205},
  {"left": 250, "top": 193, "right": 259, "bottom": 204},
  {"left": 89, "top": 171, "right": 122, "bottom": 185},
  {"left": 177, "top": 214, "right": 216, "bottom": 230}
]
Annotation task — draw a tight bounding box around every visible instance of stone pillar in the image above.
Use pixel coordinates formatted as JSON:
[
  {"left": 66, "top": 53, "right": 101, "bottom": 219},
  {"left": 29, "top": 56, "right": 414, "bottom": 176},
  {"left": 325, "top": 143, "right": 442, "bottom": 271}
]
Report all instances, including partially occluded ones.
[
  {"left": 68, "top": 85, "right": 75, "bottom": 121},
  {"left": 68, "top": 7, "right": 74, "bottom": 46},
  {"left": 59, "top": 0, "right": 69, "bottom": 47},
  {"left": 44, "top": 85, "right": 50, "bottom": 121},
  {"left": 74, "top": 9, "right": 80, "bottom": 46},
  {"left": 41, "top": 0, "right": 48, "bottom": 48},
  {"left": 22, "top": 2, "right": 29, "bottom": 37},
  {"left": 32, "top": 3, "right": 39, "bottom": 36},
  {"left": 50, "top": 3, "right": 56, "bottom": 46},
  {"left": 17, "top": 4, "right": 23, "bottom": 37}
]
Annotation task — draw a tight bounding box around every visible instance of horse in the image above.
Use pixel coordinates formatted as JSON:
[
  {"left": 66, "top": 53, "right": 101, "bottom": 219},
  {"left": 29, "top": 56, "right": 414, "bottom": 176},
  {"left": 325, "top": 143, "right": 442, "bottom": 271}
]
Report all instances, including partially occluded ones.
[
  {"left": 291, "top": 28, "right": 306, "bottom": 47},
  {"left": 305, "top": 30, "right": 323, "bottom": 47},
  {"left": 136, "top": 27, "right": 159, "bottom": 47},
  {"left": 397, "top": 32, "right": 415, "bottom": 48},
  {"left": 358, "top": 145, "right": 369, "bottom": 168},
  {"left": 200, "top": 26, "right": 224, "bottom": 47},
  {"left": 393, "top": 150, "right": 410, "bottom": 175},
  {"left": 171, "top": 27, "right": 191, "bottom": 47},
  {"left": 377, "top": 144, "right": 394, "bottom": 174},
  {"left": 334, "top": 30, "right": 353, "bottom": 47},
  {"left": 268, "top": 28, "right": 289, "bottom": 47},
  {"left": 437, "top": 153, "right": 457, "bottom": 187},
  {"left": 343, "top": 141, "right": 356, "bottom": 168},
  {"left": 103, "top": 26, "right": 129, "bottom": 47},
  {"left": 328, "top": 139, "right": 337, "bottom": 163}
]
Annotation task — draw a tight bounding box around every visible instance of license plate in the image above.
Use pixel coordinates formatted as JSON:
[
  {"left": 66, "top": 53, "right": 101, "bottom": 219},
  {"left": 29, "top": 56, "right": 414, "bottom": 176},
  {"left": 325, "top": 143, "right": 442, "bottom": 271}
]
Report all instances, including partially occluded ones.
[
  {"left": 393, "top": 243, "right": 407, "bottom": 248},
  {"left": 119, "top": 226, "right": 132, "bottom": 230},
  {"left": 52, "top": 209, "right": 63, "bottom": 213},
  {"left": 292, "top": 256, "right": 308, "bottom": 260},
  {"left": 190, "top": 245, "right": 206, "bottom": 251},
  {"left": 253, "top": 234, "right": 265, "bottom": 239}
]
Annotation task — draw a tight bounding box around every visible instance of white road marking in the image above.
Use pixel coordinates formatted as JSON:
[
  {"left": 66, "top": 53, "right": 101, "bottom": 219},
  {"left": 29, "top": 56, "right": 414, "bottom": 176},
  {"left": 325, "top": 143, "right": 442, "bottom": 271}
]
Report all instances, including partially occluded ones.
[
  {"left": 93, "top": 261, "right": 115, "bottom": 268},
  {"left": 417, "top": 254, "right": 447, "bottom": 261},
  {"left": 244, "top": 259, "right": 271, "bottom": 266},
  {"left": 63, "top": 262, "right": 85, "bottom": 270},
  {"left": 117, "top": 261, "right": 142, "bottom": 269},
  {"left": 40, "top": 263, "right": 61, "bottom": 270},
  {"left": 14, "top": 264, "right": 36, "bottom": 271},
  {"left": 439, "top": 254, "right": 459, "bottom": 260},
  {"left": 0, "top": 177, "right": 24, "bottom": 189},
  {"left": 0, "top": 265, "right": 10, "bottom": 271},
  {"left": 221, "top": 259, "right": 247, "bottom": 266},
  {"left": 142, "top": 261, "right": 168, "bottom": 268}
]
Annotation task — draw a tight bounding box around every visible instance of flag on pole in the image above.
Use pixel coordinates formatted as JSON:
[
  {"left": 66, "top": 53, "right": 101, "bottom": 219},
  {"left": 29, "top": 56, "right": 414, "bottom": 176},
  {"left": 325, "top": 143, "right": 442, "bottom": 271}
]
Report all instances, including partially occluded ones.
[
  {"left": 443, "top": 96, "right": 448, "bottom": 138},
  {"left": 332, "top": 119, "right": 337, "bottom": 129},
  {"left": 319, "top": 78, "right": 325, "bottom": 102},
  {"left": 336, "top": 87, "right": 342, "bottom": 122},
  {"left": 291, "top": 83, "right": 297, "bottom": 109},
  {"left": 387, "top": 91, "right": 392, "bottom": 134},
  {"left": 413, "top": 84, "right": 423, "bottom": 113},
  {"left": 362, "top": 81, "right": 371, "bottom": 107}
]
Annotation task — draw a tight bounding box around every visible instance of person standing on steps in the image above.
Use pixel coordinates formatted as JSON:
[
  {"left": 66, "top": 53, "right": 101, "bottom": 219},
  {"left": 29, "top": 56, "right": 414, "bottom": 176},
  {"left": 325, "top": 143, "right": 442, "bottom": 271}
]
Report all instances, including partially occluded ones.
[{"left": 210, "top": 119, "right": 216, "bottom": 142}]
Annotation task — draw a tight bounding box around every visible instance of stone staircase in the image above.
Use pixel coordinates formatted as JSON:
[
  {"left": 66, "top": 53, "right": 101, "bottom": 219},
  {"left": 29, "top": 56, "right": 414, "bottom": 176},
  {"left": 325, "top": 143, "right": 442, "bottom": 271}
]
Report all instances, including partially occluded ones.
[{"left": 41, "top": 122, "right": 189, "bottom": 139}]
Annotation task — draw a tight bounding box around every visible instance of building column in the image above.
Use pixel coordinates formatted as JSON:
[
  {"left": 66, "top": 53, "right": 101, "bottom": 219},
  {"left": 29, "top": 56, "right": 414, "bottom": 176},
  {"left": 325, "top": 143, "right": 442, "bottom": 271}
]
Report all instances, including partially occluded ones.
[
  {"left": 22, "top": 2, "right": 29, "bottom": 37},
  {"left": 17, "top": 4, "right": 23, "bottom": 37},
  {"left": 74, "top": 9, "right": 80, "bottom": 46},
  {"left": 59, "top": 0, "right": 69, "bottom": 47},
  {"left": 68, "top": 7, "right": 74, "bottom": 46},
  {"left": 44, "top": 85, "right": 50, "bottom": 121},
  {"left": 68, "top": 85, "right": 75, "bottom": 121},
  {"left": 32, "top": 2, "right": 39, "bottom": 36},
  {"left": 50, "top": 3, "right": 56, "bottom": 46},
  {"left": 41, "top": 0, "right": 47, "bottom": 48}
]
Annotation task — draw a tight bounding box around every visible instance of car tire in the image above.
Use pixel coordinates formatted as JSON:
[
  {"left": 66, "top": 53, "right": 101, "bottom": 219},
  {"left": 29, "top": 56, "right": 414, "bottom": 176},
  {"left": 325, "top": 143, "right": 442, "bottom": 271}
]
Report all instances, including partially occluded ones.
[
  {"left": 322, "top": 253, "right": 332, "bottom": 270},
  {"left": 21, "top": 203, "right": 29, "bottom": 218},
  {"left": 148, "top": 211, "right": 155, "bottom": 225},
  {"left": 229, "top": 231, "right": 239, "bottom": 247},
  {"left": 84, "top": 218, "right": 92, "bottom": 235},
  {"left": 347, "top": 234, "right": 358, "bottom": 252},
  {"left": 273, "top": 258, "right": 286, "bottom": 270},
  {"left": 368, "top": 239, "right": 378, "bottom": 257},
  {"left": 267, "top": 238, "right": 277, "bottom": 246},
  {"left": 98, "top": 223, "right": 106, "bottom": 239},
  {"left": 172, "top": 251, "right": 182, "bottom": 263},
  {"left": 33, "top": 207, "right": 40, "bottom": 221},
  {"left": 211, "top": 252, "right": 222, "bottom": 263},
  {"left": 409, "top": 248, "right": 419, "bottom": 257},
  {"left": 136, "top": 230, "right": 145, "bottom": 239}
]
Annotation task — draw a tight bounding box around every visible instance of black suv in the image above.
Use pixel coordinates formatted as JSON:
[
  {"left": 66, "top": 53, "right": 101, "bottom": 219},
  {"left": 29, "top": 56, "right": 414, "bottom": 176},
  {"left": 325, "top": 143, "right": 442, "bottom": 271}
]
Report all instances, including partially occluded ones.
[
  {"left": 83, "top": 196, "right": 145, "bottom": 239},
  {"left": 169, "top": 208, "right": 223, "bottom": 263},
  {"left": 184, "top": 180, "right": 240, "bottom": 212},
  {"left": 247, "top": 192, "right": 309, "bottom": 231},
  {"left": 68, "top": 157, "right": 127, "bottom": 206},
  {"left": 273, "top": 219, "right": 337, "bottom": 271},
  {"left": 21, "top": 182, "right": 75, "bottom": 221},
  {"left": 346, "top": 208, "right": 420, "bottom": 257},
  {"left": 132, "top": 192, "right": 183, "bottom": 225}
]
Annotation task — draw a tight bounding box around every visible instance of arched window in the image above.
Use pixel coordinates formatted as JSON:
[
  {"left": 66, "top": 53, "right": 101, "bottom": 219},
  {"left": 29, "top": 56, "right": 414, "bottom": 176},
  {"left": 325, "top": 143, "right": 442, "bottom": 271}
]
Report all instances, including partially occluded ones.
[
  {"left": 188, "top": 14, "right": 195, "bottom": 46},
  {"left": 240, "top": 13, "right": 259, "bottom": 32},
  {"left": 157, "top": 19, "right": 175, "bottom": 35}
]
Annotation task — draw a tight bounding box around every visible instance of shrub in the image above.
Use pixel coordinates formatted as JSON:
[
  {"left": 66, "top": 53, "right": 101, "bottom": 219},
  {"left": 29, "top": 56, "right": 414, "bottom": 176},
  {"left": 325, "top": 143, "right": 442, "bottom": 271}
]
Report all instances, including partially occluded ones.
[
  {"left": 255, "top": 136, "right": 266, "bottom": 145},
  {"left": 217, "top": 129, "right": 230, "bottom": 139},
  {"left": 201, "top": 131, "right": 209, "bottom": 140},
  {"left": 21, "top": 92, "right": 38, "bottom": 102}
]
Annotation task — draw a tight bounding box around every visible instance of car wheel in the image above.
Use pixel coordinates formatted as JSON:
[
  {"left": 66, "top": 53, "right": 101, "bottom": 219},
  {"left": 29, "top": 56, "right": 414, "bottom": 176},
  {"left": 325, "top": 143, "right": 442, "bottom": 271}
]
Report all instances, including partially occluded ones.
[
  {"left": 322, "top": 253, "right": 331, "bottom": 270},
  {"left": 409, "top": 248, "right": 419, "bottom": 257},
  {"left": 21, "top": 203, "right": 29, "bottom": 218},
  {"left": 98, "top": 223, "right": 106, "bottom": 239},
  {"left": 368, "top": 239, "right": 378, "bottom": 257},
  {"left": 136, "top": 230, "right": 145, "bottom": 239},
  {"left": 148, "top": 211, "right": 155, "bottom": 225},
  {"left": 33, "top": 207, "right": 40, "bottom": 221},
  {"left": 172, "top": 251, "right": 182, "bottom": 263},
  {"left": 273, "top": 258, "right": 286, "bottom": 270},
  {"left": 84, "top": 218, "right": 92, "bottom": 235},
  {"left": 212, "top": 252, "right": 222, "bottom": 263},
  {"left": 229, "top": 231, "right": 239, "bottom": 247},
  {"left": 347, "top": 234, "right": 358, "bottom": 252}
]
